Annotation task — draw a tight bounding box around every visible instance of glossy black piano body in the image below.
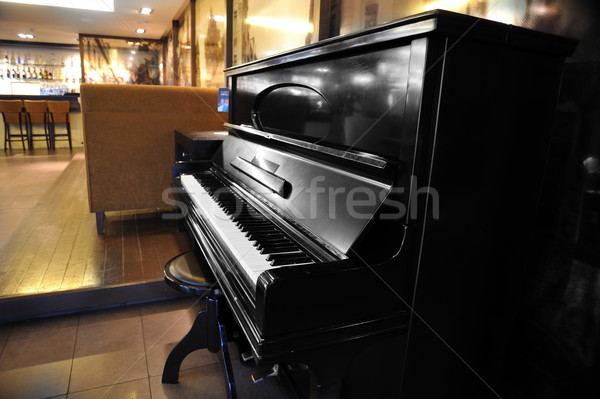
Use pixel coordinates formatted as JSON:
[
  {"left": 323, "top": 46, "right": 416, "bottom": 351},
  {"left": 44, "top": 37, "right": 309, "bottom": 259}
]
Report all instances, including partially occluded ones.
[{"left": 174, "top": 10, "right": 576, "bottom": 398}]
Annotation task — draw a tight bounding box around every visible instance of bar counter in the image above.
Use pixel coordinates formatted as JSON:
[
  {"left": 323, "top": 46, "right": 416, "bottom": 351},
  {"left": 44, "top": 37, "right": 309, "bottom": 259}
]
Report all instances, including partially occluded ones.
[{"left": 0, "top": 93, "right": 80, "bottom": 112}]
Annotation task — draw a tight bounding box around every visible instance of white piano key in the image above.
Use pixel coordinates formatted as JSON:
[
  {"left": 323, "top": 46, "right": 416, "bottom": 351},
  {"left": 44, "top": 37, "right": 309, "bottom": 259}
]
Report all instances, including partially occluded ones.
[{"left": 180, "top": 174, "right": 276, "bottom": 284}]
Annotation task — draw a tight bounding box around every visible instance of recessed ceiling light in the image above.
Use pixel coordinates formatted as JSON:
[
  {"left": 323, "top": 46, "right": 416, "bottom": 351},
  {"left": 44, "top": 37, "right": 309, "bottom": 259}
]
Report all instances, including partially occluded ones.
[
  {"left": 136, "top": 28, "right": 146, "bottom": 34},
  {"left": 17, "top": 33, "right": 34, "bottom": 39},
  {"left": 0, "top": 0, "right": 114, "bottom": 12},
  {"left": 140, "top": 7, "right": 153, "bottom": 15}
]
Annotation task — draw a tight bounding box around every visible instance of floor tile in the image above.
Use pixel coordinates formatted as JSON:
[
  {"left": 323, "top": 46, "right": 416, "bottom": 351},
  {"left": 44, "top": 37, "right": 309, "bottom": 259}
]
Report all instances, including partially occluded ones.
[
  {"left": 75, "top": 308, "right": 144, "bottom": 358},
  {"left": 149, "top": 363, "right": 226, "bottom": 399},
  {"left": 69, "top": 349, "right": 148, "bottom": 393},
  {"left": 0, "top": 359, "right": 71, "bottom": 399},
  {"left": 141, "top": 300, "right": 219, "bottom": 377},
  {"left": 140, "top": 297, "right": 201, "bottom": 317},
  {"left": 67, "top": 378, "right": 151, "bottom": 399},
  {"left": 0, "top": 315, "right": 77, "bottom": 371},
  {"left": 0, "top": 324, "right": 11, "bottom": 354}
]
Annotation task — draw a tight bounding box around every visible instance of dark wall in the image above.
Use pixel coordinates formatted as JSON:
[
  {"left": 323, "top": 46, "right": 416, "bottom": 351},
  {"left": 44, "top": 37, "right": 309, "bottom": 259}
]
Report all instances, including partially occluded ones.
[{"left": 505, "top": 0, "right": 600, "bottom": 398}]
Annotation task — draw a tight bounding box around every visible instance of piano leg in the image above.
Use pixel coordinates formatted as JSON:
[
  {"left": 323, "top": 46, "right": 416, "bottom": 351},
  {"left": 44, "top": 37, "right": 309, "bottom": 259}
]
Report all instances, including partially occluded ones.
[
  {"left": 162, "top": 291, "right": 237, "bottom": 399},
  {"left": 219, "top": 322, "right": 237, "bottom": 399}
]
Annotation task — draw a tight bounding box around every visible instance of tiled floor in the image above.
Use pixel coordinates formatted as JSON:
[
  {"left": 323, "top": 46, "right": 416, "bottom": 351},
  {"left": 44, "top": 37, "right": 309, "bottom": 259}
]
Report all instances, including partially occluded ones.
[{"left": 0, "top": 297, "right": 292, "bottom": 399}]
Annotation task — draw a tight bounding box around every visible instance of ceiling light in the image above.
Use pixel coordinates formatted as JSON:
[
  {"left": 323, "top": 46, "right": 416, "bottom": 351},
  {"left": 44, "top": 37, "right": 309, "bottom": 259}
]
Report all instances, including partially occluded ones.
[
  {"left": 17, "top": 33, "right": 34, "bottom": 39},
  {"left": 140, "top": 7, "right": 153, "bottom": 15},
  {"left": 136, "top": 28, "right": 146, "bottom": 34},
  {"left": 0, "top": 0, "right": 114, "bottom": 12}
]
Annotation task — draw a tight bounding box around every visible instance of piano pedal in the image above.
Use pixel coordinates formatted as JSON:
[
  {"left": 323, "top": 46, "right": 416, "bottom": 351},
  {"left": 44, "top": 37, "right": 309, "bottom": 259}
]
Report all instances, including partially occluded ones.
[
  {"left": 240, "top": 350, "right": 254, "bottom": 362},
  {"left": 251, "top": 364, "right": 279, "bottom": 383}
]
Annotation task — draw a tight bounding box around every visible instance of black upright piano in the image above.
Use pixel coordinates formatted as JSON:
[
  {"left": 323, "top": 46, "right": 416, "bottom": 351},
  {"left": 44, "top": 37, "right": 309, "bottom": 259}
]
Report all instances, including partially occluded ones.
[{"left": 171, "top": 9, "right": 577, "bottom": 398}]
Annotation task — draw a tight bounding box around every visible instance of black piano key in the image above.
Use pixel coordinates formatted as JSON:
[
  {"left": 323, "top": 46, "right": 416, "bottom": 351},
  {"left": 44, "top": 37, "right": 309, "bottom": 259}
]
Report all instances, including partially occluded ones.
[
  {"left": 256, "top": 241, "right": 297, "bottom": 250},
  {"left": 266, "top": 252, "right": 311, "bottom": 262},
  {"left": 242, "top": 226, "right": 279, "bottom": 234},
  {"left": 235, "top": 220, "right": 271, "bottom": 226},
  {"left": 268, "top": 255, "right": 314, "bottom": 266},
  {"left": 247, "top": 233, "right": 288, "bottom": 241},
  {"left": 260, "top": 246, "right": 302, "bottom": 255},
  {"left": 254, "top": 239, "right": 294, "bottom": 249}
]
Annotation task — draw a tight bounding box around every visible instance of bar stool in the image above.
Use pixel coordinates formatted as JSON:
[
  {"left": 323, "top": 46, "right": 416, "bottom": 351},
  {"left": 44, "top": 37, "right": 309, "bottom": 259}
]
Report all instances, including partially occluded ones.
[
  {"left": 23, "top": 100, "right": 50, "bottom": 150},
  {"left": 0, "top": 100, "right": 26, "bottom": 151},
  {"left": 162, "top": 250, "right": 237, "bottom": 399},
  {"left": 47, "top": 101, "right": 72, "bottom": 150}
]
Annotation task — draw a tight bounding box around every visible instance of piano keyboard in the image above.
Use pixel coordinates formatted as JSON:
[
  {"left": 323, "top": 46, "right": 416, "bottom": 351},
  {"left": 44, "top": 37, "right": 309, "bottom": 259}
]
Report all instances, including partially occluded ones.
[{"left": 180, "top": 172, "right": 315, "bottom": 284}]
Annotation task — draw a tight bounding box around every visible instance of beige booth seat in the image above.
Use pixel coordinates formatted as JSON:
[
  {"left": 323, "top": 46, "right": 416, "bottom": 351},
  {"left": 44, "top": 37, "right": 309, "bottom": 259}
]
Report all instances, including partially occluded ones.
[{"left": 80, "top": 83, "right": 227, "bottom": 233}]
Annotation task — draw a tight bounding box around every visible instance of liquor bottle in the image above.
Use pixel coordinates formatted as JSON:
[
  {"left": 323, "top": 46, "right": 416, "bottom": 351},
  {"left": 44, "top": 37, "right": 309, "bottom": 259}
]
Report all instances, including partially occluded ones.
[
  {"left": 10, "top": 52, "right": 15, "bottom": 65},
  {"left": 0, "top": 68, "right": 4, "bottom": 79},
  {"left": 48, "top": 69, "right": 53, "bottom": 80},
  {"left": 17, "top": 53, "right": 21, "bottom": 64},
  {"left": 43, "top": 67, "right": 48, "bottom": 79},
  {"left": 32, "top": 68, "right": 37, "bottom": 79},
  {"left": 3, "top": 51, "right": 8, "bottom": 64},
  {"left": 11, "top": 67, "right": 16, "bottom": 79},
  {"left": 58, "top": 68, "right": 63, "bottom": 81},
  {"left": 26, "top": 67, "right": 31, "bottom": 79}
]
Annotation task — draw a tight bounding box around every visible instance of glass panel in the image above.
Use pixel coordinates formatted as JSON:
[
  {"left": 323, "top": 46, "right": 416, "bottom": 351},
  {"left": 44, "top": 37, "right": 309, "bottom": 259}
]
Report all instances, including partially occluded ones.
[
  {"left": 178, "top": 5, "right": 193, "bottom": 86},
  {"left": 340, "top": 0, "right": 420, "bottom": 35},
  {"left": 80, "top": 36, "right": 163, "bottom": 85},
  {"left": 338, "top": 0, "right": 584, "bottom": 39},
  {"left": 196, "top": 0, "right": 226, "bottom": 87},
  {"left": 231, "top": 0, "right": 315, "bottom": 66},
  {"left": 165, "top": 34, "right": 174, "bottom": 85}
]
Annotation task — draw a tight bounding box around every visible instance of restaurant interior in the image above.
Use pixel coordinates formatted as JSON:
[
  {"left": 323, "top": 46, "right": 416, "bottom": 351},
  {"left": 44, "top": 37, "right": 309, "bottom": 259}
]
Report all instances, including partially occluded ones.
[{"left": 0, "top": 0, "right": 599, "bottom": 398}]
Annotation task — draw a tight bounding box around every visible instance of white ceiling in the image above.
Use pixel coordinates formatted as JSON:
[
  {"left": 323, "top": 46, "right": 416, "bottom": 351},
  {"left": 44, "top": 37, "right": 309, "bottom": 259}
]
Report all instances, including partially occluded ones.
[{"left": 0, "top": 0, "right": 188, "bottom": 45}]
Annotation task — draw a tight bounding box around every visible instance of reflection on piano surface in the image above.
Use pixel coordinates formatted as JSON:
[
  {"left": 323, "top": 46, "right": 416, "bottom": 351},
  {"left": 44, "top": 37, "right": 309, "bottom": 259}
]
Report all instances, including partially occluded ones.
[{"left": 171, "top": 10, "right": 577, "bottom": 399}]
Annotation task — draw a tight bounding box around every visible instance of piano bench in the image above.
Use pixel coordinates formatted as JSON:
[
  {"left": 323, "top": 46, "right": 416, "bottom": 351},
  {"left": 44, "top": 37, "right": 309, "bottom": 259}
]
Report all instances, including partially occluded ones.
[
  {"left": 164, "top": 250, "right": 217, "bottom": 294},
  {"left": 162, "top": 251, "right": 237, "bottom": 399}
]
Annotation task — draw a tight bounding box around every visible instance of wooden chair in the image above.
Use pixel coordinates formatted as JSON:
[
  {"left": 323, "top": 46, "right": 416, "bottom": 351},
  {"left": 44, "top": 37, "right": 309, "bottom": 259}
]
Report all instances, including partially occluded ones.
[
  {"left": 0, "top": 100, "right": 27, "bottom": 151},
  {"left": 47, "top": 101, "right": 72, "bottom": 149},
  {"left": 23, "top": 100, "right": 50, "bottom": 150}
]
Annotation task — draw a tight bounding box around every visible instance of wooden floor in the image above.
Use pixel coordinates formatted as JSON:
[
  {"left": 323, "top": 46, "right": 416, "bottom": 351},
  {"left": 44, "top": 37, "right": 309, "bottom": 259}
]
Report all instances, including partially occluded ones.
[{"left": 0, "top": 148, "right": 192, "bottom": 299}]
